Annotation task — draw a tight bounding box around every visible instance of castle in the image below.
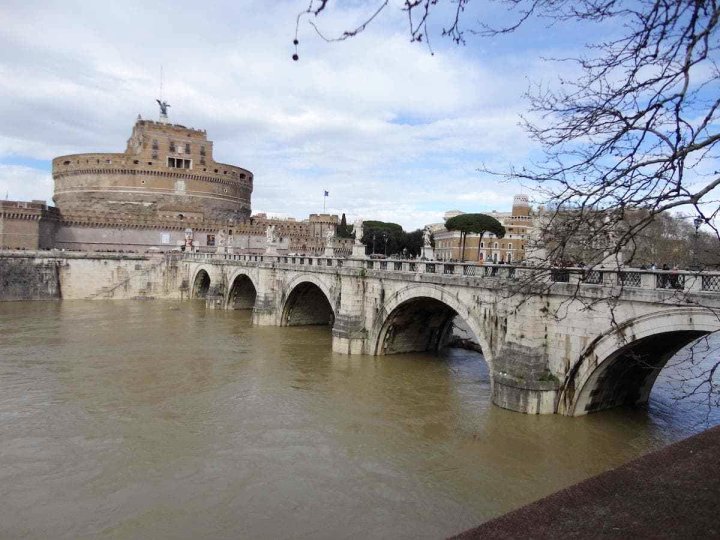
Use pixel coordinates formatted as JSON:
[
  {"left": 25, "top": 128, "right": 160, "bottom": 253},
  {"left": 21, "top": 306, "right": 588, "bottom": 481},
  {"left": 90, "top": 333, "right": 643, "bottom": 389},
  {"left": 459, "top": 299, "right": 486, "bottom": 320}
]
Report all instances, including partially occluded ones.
[{"left": 1, "top": 105, "right": 348, "bottom": 254}]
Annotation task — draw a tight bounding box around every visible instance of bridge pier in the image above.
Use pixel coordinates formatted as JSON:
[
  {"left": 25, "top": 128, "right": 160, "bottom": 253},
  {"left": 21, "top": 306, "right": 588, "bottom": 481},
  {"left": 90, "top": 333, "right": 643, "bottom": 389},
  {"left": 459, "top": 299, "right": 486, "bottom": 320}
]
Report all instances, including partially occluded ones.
[
  {"left": 252, "top": 267, "right": 280, "bottom": 325},
  {"left": 332, "top": 274, "right": 368, "bottom": 354}
]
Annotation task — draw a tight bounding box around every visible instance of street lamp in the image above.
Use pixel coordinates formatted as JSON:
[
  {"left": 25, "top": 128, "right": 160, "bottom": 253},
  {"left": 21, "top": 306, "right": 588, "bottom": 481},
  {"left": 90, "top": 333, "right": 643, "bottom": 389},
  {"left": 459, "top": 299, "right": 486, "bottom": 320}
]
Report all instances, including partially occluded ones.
[
  {"left": 692, "top": 217, "right": 703, "bottom": 270},
  {"left": 383, "top": 232, "right": 388, "bottom": 256},
  {"left": 372, "top": 233, "right": 376, "bottom": 254}
]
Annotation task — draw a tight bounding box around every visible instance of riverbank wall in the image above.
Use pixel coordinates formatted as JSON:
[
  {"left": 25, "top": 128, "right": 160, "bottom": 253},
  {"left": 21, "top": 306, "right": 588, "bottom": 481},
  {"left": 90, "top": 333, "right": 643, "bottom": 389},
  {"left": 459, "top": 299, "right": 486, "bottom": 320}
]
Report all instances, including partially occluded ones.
[
  {"left": 0, "top": 251, "right": 183, "bottom": 301},
  {"left": 452, "top": 425, "right": 720, "bottom": 539}
]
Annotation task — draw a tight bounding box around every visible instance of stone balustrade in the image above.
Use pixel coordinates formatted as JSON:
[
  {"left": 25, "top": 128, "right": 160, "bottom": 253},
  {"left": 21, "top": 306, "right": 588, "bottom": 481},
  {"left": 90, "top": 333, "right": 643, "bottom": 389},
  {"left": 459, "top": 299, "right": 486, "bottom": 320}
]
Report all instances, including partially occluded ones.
[{"left": 183, "top": 252, "right": 720, "bottom": 293}]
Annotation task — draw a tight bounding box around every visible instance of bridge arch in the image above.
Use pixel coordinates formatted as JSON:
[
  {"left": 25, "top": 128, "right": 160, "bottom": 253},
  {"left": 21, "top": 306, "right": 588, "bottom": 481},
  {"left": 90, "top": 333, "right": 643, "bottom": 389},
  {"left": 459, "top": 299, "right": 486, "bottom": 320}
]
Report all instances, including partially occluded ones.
[
  {"left": 281, "top": 274, "right": 336, "bottom": 327},
  {"left": 558, "top": 308, "right": 720, "bottom": 416},
  {"left": 226, "top": 271, "right": 258, "bottom": 310},
  {"left": 191, "top": 267, "right": 212, "bottom": 299},
  {"left": 371, "top": 284, "right": 492, "bottom": 366}
]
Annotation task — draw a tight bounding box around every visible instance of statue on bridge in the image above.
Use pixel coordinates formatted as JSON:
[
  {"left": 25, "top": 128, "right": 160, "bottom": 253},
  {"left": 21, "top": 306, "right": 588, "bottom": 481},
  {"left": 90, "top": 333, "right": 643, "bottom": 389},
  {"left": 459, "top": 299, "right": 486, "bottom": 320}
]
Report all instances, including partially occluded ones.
[
  {"left": 353, "top": 219, "right": 364, "bottom": 245},
  {"left": 264, "top": 225, "right": 280, "bottom": 255},
  {"left": 183, "top": 228, "right": 194, "bottom": 252},
  {"left": 351, "top": 218, "right": 367, "bottom": 258},
  {"left": 266, "top": 225, "right": 277, "bottom": 244},
  {"left": 215, "top": 229, "right": 228, "bottom": 254},
  {"left": 423, "top": 227, "right": 432, "bottom": 247},
  {"left": 421, "top": 227, "right": 434, "bottom": 260}
]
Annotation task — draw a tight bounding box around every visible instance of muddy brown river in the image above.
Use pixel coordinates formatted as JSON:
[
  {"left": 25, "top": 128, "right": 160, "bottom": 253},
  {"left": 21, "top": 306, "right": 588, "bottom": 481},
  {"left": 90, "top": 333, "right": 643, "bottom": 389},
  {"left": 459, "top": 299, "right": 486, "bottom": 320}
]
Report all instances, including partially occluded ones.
[{"left": 1, "top": 301, "right": 717, "bottom": 539}]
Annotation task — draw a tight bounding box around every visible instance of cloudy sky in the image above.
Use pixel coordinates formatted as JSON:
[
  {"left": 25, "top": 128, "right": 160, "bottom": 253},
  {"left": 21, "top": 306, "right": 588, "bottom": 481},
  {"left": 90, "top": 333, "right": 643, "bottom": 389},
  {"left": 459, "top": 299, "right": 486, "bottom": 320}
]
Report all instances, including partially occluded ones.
[{"left": 0, "top": 0, "right": 597, "bottom": 229}]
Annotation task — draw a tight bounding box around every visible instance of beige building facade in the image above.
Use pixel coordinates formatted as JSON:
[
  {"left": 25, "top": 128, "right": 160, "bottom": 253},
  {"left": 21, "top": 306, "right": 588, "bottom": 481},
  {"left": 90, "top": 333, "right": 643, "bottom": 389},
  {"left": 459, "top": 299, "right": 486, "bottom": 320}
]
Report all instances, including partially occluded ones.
[{"left": 433, "top": 195, "right": 534, "bottom": 263}]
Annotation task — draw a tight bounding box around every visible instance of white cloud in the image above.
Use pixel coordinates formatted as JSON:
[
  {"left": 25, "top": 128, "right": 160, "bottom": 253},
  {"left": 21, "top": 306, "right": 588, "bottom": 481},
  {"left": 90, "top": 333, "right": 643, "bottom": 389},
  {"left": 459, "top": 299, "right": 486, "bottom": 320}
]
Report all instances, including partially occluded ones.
[
  {"left": 0, "top": 165, "right": 53, "bottom": 203},
  {"left": 0, "top": 0, "right": 549, "bottom": 229}
]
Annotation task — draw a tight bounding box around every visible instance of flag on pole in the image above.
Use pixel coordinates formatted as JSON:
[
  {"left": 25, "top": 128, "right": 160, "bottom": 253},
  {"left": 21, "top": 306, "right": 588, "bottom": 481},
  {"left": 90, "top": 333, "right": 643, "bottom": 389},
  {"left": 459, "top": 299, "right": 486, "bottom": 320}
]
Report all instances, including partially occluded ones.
[{"left": 324, "top": 190, "right": 329, "bottom": 197}]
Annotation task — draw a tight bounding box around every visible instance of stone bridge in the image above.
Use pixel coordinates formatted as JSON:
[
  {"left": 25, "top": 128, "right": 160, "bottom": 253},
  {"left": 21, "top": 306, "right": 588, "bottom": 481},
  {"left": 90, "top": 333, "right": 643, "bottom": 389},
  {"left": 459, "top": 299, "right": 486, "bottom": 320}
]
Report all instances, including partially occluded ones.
[{"left": 183, "top": 252, "right": 720, "bottom": 416}]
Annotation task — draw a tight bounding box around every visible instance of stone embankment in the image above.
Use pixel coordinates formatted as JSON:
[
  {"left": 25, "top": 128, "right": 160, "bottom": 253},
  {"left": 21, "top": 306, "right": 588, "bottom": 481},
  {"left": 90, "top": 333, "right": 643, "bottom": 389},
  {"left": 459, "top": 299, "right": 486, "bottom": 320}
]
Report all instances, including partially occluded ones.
[
  {"left": 0, "top": 251, "right": 182, "bottom": 301},
  {"left": 452, "top": 425, "right": 720, "bottom": 539}
]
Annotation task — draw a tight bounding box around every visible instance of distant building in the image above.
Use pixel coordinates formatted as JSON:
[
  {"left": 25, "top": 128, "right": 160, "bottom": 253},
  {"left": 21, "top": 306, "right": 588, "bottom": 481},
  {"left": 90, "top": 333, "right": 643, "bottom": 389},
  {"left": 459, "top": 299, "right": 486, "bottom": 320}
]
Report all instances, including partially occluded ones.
[
  {"left": 0, "top": 200, "right": 59, "bottom": 250},
  {"left": 432, "top": 195, "right": 535, "bottom": 263}
]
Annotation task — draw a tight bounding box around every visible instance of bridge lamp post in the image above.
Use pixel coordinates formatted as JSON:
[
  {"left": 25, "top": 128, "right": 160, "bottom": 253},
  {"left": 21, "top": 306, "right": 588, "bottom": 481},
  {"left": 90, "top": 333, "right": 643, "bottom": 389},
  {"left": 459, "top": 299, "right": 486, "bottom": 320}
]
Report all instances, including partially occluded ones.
[
  {"left": 692, "top": 217, "right": 703, "bottom": 270},
  {"left": 383, "top": 233, "right": 388, "bottom": 256},
  {"left": 372, "top": 233, "right": 376, "bottom": 254}
]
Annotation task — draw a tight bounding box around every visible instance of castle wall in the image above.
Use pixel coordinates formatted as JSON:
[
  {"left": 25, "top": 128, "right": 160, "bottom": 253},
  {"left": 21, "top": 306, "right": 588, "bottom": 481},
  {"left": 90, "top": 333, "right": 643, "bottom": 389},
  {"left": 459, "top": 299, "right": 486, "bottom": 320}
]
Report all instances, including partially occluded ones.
[
  {"left": 52, "top": 119, "right": 254, "bottom": 225},
  {"left": 53, "top": 160, "right": 252, "bottom": 220},
  {"left": 54, "top": 225, "right": 191, "bottom": 252},
  {"left": 0, "top": 201, "right": 59, "bottom": 250}
]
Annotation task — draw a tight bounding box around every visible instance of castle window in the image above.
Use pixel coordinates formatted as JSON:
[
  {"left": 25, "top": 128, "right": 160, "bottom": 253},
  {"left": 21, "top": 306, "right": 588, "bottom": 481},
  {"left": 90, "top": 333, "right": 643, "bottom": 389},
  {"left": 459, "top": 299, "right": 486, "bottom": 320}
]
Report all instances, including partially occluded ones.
[
  {"left": 185, "top": 143, "right": 190, "bottom": 154},
  {"left": 169, "top": 141, "right": 176, "bottom": 153},
  {"left": 200, "top": 146, "right": 206, "bottom": 156},
  {"left": 63, "top": 160, "right": 70, "bottom": 165},
  {"left": 167, "top": 157, "right": 192, "bottom": 169},
  {"left": 200, "top": 158, "right": 205, "bottom": 166},
  {"left": 133, "top": 160, "right": 139, "bottom": 164},
  {"left": 152, "top": 140, "right": 159, "bottom": 150}
]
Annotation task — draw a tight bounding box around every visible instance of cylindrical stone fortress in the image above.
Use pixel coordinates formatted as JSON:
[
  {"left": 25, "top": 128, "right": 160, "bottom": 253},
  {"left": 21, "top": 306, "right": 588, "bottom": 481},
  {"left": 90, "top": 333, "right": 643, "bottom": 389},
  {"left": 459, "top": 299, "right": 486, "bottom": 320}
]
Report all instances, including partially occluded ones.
[{"left": 52, "top": 119, "right": 252, "bottom": 222}]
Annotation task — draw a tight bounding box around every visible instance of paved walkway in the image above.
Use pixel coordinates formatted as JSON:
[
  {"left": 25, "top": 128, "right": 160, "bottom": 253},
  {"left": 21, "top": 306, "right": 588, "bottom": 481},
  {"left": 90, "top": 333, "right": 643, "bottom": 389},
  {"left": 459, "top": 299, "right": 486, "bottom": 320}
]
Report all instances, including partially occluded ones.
[{"left": 452, "top": 425, "right": 720, "bottom": 539}]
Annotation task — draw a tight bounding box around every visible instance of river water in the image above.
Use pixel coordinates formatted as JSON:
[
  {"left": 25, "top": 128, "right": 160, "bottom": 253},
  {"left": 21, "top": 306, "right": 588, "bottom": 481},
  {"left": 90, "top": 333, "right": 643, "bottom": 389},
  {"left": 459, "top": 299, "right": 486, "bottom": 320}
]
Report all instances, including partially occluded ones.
[{"left": 1, "top": 301, "right": 718, "bottom": 539}]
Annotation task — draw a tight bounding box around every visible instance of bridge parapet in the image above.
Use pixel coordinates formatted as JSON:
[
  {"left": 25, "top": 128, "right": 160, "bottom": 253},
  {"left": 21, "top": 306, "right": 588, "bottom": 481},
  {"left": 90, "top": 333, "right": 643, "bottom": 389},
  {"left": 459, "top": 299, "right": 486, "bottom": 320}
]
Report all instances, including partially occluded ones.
[{"left": 183, "top": 252, "right": 720, "bottom": 296}]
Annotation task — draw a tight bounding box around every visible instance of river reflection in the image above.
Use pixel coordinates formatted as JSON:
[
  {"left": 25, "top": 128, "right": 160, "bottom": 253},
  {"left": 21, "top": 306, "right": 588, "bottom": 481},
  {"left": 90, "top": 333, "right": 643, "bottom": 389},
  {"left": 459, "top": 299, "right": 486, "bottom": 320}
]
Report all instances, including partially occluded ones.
[{"left": 0, "top": 301, "right": 717, "bottom": 539}]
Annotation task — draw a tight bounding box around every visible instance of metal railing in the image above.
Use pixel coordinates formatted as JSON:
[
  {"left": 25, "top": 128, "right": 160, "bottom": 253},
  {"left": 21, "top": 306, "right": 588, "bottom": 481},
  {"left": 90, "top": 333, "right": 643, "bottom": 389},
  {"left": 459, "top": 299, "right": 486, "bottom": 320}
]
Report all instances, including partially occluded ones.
[
  {"left": 583, "top": 270, "right": 603, "bottom": 284},
  {"left": 702, "top": 275, "right": 720, "bottom": 292},
  {"left": 617, "top": 271, "right": 642, "bottom": 288}
]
